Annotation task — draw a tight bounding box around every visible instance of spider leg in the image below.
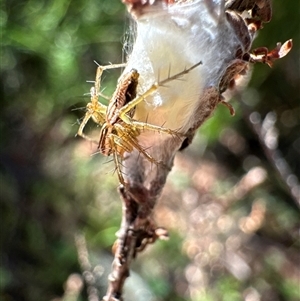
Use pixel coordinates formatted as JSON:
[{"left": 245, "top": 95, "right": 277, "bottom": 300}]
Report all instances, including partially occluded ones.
[
  {"left": 117, "top": 62, "right": 202, "bottom": 135},
  {"left": 77, "top": 100, "right": 108, "bottom": 143},
  {"left": 77, "top": 112, "right": 97, "bottom": 143},
  {"left": 110, "top": 136, "right": 126, "bottom": 185},
  {"left": 114, "top": 124, "right": 159, "bottom": 164},
  {"left": 93, "top": 62, "right": 127, "bottom": 102},
  {"left": 99, "top": 91, "right": 111, "bottom": 101},
  {"left": 116, "top": 84, "right": 182, "bottom": 137},
  {"left": 118, "top": 84, "right": 159, "bottom": 122},
  {"left": 94, "top": 62, "right": 127, "bottom": 70},
  {"left": 130, "top": 121, "right": 182, "bottom": 138},
  {"left": 110, "top": 133, "right": 133, "bottom": 154},
  {"left": 114, "top": 124, "right": 171, "bottom": 172},
  {"left": 78, "top": 84, "right": 108, "bottom": 143}
]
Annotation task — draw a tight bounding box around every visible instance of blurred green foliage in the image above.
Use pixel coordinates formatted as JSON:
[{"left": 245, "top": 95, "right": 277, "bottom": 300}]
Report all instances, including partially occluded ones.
[{"left": 1, "top": 0, "right": 299, "bottom": 301}]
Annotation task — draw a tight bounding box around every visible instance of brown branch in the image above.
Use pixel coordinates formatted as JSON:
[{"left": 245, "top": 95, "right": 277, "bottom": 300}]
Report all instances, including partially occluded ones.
[{"left": 102, "top": 186, "right": 168, "bottom": 301}]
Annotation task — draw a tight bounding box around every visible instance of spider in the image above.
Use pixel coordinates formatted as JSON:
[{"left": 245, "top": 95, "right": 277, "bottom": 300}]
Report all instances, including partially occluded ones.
[{"left": 77, "top": 61, "right": 202, "bottom": 184}]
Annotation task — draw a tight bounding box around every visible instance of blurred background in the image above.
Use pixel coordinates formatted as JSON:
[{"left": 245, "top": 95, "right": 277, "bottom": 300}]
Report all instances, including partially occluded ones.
[{"left": 1, "top": 0, "right": 299, "bottom": 301}]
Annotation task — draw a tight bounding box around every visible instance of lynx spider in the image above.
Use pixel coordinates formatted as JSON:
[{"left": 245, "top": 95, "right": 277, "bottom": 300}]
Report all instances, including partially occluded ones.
[{"left": 77, "top": 61, "right": 202, "bottom": 184}]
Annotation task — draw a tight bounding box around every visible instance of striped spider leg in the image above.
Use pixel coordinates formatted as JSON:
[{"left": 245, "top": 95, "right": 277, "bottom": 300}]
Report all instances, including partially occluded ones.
[{"left": 77, "top": 61, "right": 202, "bottom": 184}]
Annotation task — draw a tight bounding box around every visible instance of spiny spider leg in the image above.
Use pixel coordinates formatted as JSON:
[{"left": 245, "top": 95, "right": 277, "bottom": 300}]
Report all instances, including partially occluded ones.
[
  {"left": 117, "top": 61, "right": 202, "bottom": 135},
  {"left": 94, "top": 61, "right": 127, "bottom": 81},
  {"left": 77, "top": 87, "right": 107, "bottom": 142},
  {"left": 111, "top": 138, "right": 125, "bottom": 184},
  {"left": 77, "top": 62, "right": 127, "bottom": 142},
  {"left": 108, "top": 127, "right": 165, "bottom": 185},
  {"left": 93, "top": 62, "right": 127, "bottom": 104},
  {"left": 114, "top": 123, "right": 160, "bottom": 165}
]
